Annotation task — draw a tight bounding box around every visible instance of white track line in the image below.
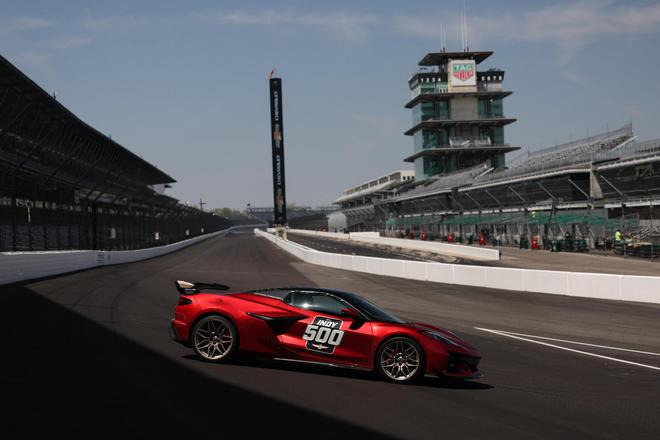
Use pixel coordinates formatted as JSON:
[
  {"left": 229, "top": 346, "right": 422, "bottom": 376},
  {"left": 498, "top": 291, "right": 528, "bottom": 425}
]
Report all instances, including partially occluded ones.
[
  {"left": 480, "top": 329, "right": 660, "bottom": 357},
  {"left": 475, "top": 327, "right": 660, "bottom": 372}
]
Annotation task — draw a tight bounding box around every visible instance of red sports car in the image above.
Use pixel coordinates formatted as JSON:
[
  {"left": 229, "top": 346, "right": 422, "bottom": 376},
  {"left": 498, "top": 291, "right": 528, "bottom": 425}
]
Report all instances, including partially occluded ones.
[{"left": 169, "top": 280, "right": 482, "bottom": 384}]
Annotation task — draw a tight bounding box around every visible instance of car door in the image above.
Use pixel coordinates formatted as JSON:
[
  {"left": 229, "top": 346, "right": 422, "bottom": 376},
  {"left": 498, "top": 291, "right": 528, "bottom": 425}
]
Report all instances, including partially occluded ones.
[{"left": 277, "top": 290, "right": 373, "bottom": 368}]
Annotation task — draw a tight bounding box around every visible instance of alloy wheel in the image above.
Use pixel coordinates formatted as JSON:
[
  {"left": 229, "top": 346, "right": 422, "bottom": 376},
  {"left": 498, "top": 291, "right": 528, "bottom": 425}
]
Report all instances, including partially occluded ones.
[
  {"left": 194, "top": 316, "right": 234, "bottom": 361},
  {"left": 379, "top": 338, "right": 421, "bottom": 381}
]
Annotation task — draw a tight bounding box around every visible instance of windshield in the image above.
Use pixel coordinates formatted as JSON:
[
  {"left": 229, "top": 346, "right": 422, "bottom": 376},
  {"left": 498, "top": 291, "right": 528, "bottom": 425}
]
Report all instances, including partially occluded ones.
[{"left": 343, "top": 293, "right": 405, "bottom": 323}]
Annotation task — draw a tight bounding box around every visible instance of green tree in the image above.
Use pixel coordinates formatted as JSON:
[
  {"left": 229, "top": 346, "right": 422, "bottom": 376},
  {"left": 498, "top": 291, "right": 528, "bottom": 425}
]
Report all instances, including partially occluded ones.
[{"left": 211, "top": 207, "right": 249, "bottom": 220}]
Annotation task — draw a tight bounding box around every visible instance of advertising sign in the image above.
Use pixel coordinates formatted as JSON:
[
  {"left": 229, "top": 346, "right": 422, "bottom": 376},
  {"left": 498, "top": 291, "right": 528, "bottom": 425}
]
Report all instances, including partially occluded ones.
[
  {"left": 449, "top": 60, "right": 476, "bottom": 87},
  {"left": 269, "top": 77, "right": 287, "bottom": 225}
]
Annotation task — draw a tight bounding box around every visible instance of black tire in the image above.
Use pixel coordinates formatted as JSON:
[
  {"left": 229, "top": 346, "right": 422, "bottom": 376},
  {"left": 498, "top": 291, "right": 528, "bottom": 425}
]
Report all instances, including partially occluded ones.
[
  {"left": 375, "top": 337, "right": 425, "bottom": 384},
  {"left": 191, "top": 315, "right": 238, "bottom": 363}
]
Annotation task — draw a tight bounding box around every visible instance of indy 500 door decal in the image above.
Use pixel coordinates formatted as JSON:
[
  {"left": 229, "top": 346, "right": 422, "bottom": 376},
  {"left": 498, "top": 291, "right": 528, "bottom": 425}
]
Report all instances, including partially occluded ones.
[{"left": 302, "top": 316, "right": 345, "bottom": 354}]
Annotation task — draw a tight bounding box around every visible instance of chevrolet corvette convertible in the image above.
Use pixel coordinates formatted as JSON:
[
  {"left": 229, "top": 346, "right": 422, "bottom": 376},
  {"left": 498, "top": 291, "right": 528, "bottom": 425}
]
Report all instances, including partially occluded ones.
[{"left": 169, "top": 281, "right": 482, "bottom": 384}]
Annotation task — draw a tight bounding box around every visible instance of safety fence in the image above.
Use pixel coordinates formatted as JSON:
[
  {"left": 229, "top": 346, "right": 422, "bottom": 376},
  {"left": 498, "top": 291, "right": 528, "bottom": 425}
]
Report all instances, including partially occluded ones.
[
  {"left": 0, "top": 198, "right": 230, "bottom": 252},
  {"left": 382, "top": 211, "right": 645, "bottom": 254},
  {"left": 256, "top": 229, "right": 660, "bottom": 305}
]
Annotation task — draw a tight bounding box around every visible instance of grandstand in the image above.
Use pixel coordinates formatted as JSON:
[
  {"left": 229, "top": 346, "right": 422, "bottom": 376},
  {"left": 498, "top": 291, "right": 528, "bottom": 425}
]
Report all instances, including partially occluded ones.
[
  {"left": 329, "top": 171, "right": 415, "bottom": 232},
  {"left": 328, "top": 47, "right": 660, "bottom": 256},
  {"left": 333, "top": 170, "right": 415, "bottom": 207},
  {"left": 0, "top": 55, "right": 230, "bottom": 251},
  {"left": 334, "top": 124, "right": 660, "bottom": 254}
]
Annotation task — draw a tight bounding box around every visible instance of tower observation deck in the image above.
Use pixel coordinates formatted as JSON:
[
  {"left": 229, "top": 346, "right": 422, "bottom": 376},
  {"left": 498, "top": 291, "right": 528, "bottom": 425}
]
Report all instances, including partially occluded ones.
[{"left": 405, "top": 50, "right": 519, "bottom": 180}]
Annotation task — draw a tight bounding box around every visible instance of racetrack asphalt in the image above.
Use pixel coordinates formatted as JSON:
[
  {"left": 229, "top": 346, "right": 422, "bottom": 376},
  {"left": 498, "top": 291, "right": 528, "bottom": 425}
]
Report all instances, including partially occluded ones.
[{"left": 2, "top": 227, "right": 660, "bottom": 439}]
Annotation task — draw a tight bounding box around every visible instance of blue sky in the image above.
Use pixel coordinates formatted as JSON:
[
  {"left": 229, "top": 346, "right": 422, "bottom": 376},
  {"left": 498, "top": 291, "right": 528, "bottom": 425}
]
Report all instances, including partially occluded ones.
[{"left": 2, "top": 0, "right": 660, "bottom": 209}]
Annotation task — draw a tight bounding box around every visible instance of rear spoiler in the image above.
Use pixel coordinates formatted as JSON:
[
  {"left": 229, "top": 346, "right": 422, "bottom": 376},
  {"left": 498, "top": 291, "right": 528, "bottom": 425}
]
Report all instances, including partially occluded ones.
[{"left": 175, "top": 280, "right": 230, "bottom": 295}]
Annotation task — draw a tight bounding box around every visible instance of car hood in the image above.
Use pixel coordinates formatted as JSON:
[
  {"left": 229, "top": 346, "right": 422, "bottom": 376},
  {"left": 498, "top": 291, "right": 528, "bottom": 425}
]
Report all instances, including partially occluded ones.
[{"left": 406, "top": 322, "right": 477, "bottom": 351}]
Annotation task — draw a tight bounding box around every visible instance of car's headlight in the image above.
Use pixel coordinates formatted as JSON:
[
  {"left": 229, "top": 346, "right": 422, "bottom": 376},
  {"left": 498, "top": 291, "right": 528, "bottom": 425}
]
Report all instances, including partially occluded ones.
[{"left": 423, "top": 330, "right": 459, "bottom": 346}]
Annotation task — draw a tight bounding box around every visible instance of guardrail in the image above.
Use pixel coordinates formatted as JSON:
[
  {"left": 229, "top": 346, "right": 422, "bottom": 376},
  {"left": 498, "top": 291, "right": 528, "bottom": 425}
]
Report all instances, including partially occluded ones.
[
  {"left": 0, "top": 225, "right": 261, "bottom": 286},
  {"left": 286, "top": 228, "right": 500, "bottom": 261},
  {"left": 256, "top": 229, "right": 660, "bottom": 305}
]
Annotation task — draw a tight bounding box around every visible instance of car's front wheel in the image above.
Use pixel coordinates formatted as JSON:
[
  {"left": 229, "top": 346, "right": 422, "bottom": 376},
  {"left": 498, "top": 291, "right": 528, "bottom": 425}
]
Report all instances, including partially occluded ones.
[
  {"left": 376, "top": 337, "right": 425, "bottom": 384},
  {"left": 191, "top": 315, "right": 238, "bottom": 362}
]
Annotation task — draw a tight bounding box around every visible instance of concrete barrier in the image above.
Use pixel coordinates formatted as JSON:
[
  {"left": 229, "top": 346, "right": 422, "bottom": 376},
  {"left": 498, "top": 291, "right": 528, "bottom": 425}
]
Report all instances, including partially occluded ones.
[
  {"left": 619, "top": 276, "right": 660, "bottom": 303},
  {"left": 426, "top": 262, "right": 454, "bottom": 284},
  {"left": 287, "top": 228, "right": 499, "bottom": 261},
  {"left": 350, "top": 236, "right": 500, "bottom": 261},
  {"left": 291, "top": 230, "right": 349, "bottom": 240},
  {"left": 0, "top": 251, "right": 99, "bottom": 286},
  {"left": 349, "top": 232, "right": 381, "bottom": 239},
  {"left": 0, "top": 225, "right": 257, "bottom": 286},
  {"left": 522, "top": 270, "right": 569, "bottom": 296},
  {"left": 567, "top": 272, "right": 621, "bottom": 301},
  {"left": 254, "top": 228, "right": 660, "bottom": 305},
  {"left": 403, "top": 261, "right": 428, "bottom": 281},
  {"left": 484, "top": 267, "right": 524, "bottom": 292}
]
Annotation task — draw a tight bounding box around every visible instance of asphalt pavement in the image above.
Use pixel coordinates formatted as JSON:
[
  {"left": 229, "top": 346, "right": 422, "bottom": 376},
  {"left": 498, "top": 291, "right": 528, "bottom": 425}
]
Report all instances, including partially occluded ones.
[{"left": 2, "top": 227, "right": 660, "bottom": 439}]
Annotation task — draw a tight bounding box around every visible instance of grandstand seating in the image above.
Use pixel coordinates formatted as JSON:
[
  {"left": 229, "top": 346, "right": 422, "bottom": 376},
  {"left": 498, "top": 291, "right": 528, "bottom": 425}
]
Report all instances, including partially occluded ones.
[
  {"left": 390, "top": 163, "right": 492, "bottom": 200},
  {"left": 378, "top": 124, "right": 634, "bottom": 206},
  {"left": 596, "top": 137, "right": 660, "bottom": 162},
  {"left": 596, "top": 158, "right": 660, "bottom": 200},
  {"left": 0, "top": 55, "right": 231, "bottom": 251},
  {"left": 636, "top": 225, "right": 660, "bottom": 242},
  {"left": 474, "top": 124, "right": 633, "bottom": 185},
  {"left": 350, "top": 124, "right": 660, "bottom": 251}
]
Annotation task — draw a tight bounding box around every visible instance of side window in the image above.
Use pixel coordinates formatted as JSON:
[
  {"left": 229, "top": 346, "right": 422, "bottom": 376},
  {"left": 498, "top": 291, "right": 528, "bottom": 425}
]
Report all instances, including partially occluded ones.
[{"left": 287, "top": 291, "right": 347, "bottom": 316}]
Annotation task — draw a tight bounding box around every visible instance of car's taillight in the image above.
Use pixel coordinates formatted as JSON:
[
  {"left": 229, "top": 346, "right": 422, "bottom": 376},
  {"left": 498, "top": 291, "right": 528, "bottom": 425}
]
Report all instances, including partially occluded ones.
[{"left": 178, "top": 296, "right": 193, "bottom": 306}]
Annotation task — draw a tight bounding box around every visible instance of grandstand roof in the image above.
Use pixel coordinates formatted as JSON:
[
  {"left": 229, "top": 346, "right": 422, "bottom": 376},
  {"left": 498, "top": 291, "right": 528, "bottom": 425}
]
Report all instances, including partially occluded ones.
[
  {"left": 468, "top": 123, "right": 634, "bottom": 187},
  {"left": 593, "top": 137, "right": 660, "bottom": 170},
  {"left": 382, "top": 163, "right": 494, "bottom": 203},
  {"left": 334, "top": 170, "right": 415, "bottom": 204},
  {"left": 0, "top": 54, "right": 175, "bottom": 185},
  {"left": 418, "top": 51, "right": 493, "bottom": 66},
  {"left": 367, "top": 123, "right": 638, "bottom": 208}
]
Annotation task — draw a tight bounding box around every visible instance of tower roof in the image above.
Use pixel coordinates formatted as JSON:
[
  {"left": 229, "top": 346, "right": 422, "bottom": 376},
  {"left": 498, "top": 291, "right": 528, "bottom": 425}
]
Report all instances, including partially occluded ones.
[{"left": 419, "top": 51, "right": 493, "bottom": 66}]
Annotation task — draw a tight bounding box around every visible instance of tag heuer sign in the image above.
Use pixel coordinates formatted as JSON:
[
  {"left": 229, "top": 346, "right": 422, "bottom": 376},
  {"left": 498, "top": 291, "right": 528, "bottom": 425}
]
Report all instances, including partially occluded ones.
[
  {"left": 452, "top": 62, "right": 475, "bottom": 81},
  {"left": 449, "top": 60, "right": 477, "bottom": 87}
]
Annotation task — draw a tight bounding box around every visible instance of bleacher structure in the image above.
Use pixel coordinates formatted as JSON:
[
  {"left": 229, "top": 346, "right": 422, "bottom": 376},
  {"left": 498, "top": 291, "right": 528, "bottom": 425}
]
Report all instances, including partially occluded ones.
[
  {"left": 331, "top": 47, "right": 660, "bottom": 255},
  {"left": 0, "top": 55, "right": 230, "bottom": 251},
  {"left": 329, "top": 170, "right": 415, "bottom": 232},
  {"left": 335, "top": 124, "right": 660, "bottom": 253}
]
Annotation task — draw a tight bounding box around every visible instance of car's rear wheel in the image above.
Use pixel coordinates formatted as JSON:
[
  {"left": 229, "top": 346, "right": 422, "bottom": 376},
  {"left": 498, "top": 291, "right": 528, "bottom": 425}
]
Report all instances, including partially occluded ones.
[
  {"left": 191, "top": 315, "right": 238, "bottom": 362},
  {"left": 376, "top": 337, "right": 425, "bottom": 384}
]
